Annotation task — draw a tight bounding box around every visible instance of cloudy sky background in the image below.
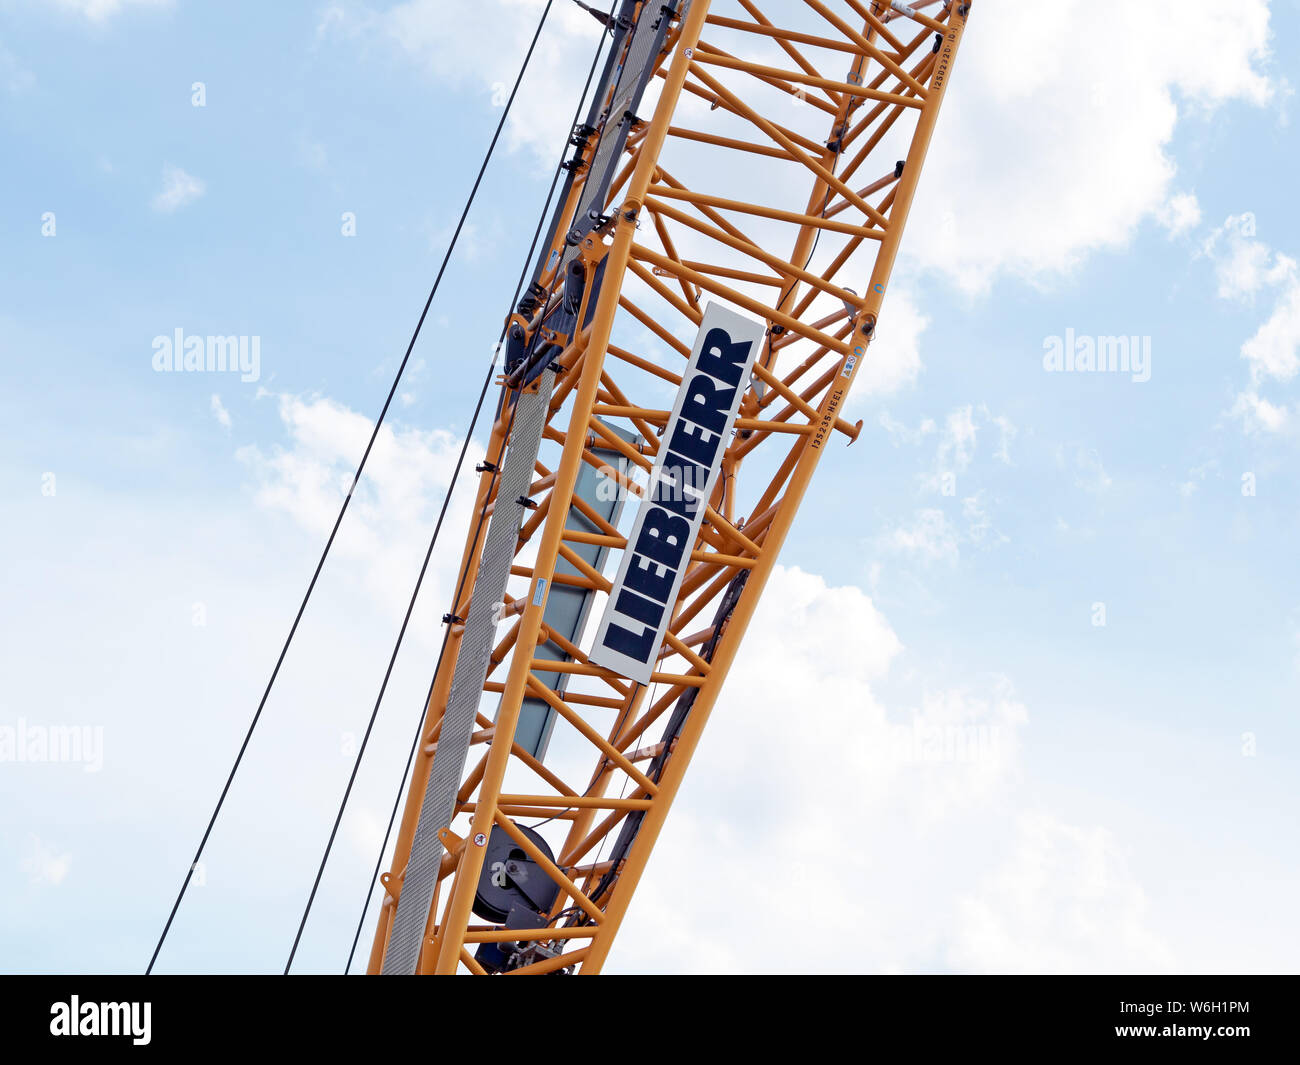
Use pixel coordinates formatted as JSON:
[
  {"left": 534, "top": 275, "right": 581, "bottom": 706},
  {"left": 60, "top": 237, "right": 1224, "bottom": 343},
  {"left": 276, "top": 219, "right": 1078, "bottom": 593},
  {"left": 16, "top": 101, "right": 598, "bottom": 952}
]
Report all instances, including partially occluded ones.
[{"left": 1, "top": 0, "right": 1298, "bottom": 974}]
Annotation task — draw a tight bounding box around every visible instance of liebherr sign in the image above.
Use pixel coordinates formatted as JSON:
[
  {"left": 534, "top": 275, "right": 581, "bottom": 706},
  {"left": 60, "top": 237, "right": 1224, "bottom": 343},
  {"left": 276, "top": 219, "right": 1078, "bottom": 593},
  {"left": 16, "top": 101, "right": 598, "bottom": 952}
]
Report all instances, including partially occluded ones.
[{"left": 588, "top": 302, "right": 765, "bottom": 684}]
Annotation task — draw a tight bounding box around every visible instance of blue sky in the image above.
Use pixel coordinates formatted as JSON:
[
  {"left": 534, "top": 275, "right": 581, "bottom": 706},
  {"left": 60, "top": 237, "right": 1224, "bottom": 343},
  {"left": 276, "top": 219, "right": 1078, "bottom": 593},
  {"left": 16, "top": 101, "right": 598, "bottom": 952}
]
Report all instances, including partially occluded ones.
[{"left": 1, "top": 0, "right": 1298, "bottom": 974}]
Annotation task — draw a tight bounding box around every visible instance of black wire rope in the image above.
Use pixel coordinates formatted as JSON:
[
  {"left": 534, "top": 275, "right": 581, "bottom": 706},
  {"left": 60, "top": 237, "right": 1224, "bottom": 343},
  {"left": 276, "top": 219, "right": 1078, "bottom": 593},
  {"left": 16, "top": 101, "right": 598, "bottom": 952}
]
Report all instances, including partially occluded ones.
[
  {"left": 147, "top": 0, "right": 559, "bottom": 979},
  {"left": 279, "top": 0, "right": 571, "bottom": 975},
  {"left": 340, "top": 0, "right": 625, "bottom": 974}
]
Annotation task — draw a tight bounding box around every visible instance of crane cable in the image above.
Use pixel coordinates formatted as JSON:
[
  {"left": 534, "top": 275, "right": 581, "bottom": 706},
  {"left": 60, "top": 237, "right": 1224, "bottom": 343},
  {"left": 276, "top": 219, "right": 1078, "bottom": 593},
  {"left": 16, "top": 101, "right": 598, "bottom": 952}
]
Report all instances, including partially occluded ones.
[
  {"left": 281, "top": 0, "right": 584, "bottom": 976},
  {"left": 283, "top": 356, "right": 504, "bottom": 974},
  {"left": 146, "top": 0, "right": 558, "bottom": 976},
  {"left": 341, "top": 0, "right": 625, "bottom": 975}
]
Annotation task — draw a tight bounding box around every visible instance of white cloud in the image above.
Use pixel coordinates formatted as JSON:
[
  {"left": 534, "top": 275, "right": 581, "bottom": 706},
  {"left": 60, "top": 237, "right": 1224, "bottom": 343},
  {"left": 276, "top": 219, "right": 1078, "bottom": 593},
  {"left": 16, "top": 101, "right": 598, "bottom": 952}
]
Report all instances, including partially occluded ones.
[
  {"left": 344, "top": 805, "right": 387, "bottom": 864},
  {"left": 962, "top": 493, "right": 991, "bottom": 543},
  {"left": 1156, "top": 192, "right": 1202, "bottom": 237},
  {"left": 1202, "top": 216, "right": 1300, "bottom": 430},
  {"left": 1230, "top": 390, "right": 1291, "bottom": 434},
  {"left": 908, "top": 0, "right": 1277, "bottom": 293},
  {"left": 0, "top": 388, "right": 487, "bottom": 970},
  {"left": 851, "top": 289, "right": 928, "bottom": 402},
  {"left": 1202, "top": 214, "right": 1295, "bottom": 302},
  {"left": 2, "top": 373, "right": 1273, "bottom": 973},
  {"left": 50, "top": 0, "right": 171, "bottom": 21},
  {"left": 210, "top": 394, "right": 232, "bottom": 430},
  {"left": 314, "top": 0, "right": 1278, "bottom": 313},
  {"left": 951, "top": 813, "right": 1173, "bottom": 974},
  {"left": 236, "top": 392, "right": 481, "bottom": 615},
  {"left": 896, "top": 681, "right": 1028, "bottom": 817},
  {"left": 431, "top": 219, "right": 493, "bottom": 263},
  {"left": 22, "top": 835, "right": 71, "bottom": 887},
  {"left": 1177, "top": 458, "right": 1218, "bottom": 498},
  {"left": 937, "top": 405, "right": 979, "bottom": 473},
  {"left": 612, "top": 567, "right": 1168, "bottom": 974},
  {"left": 319, "top": 0, "right": 606, "bottom": 167},
  {"left": 878, "top": 412, "right": 936, "bottom": 447},
  {"left": 152, "top": 164, "right": 206, "bottom": 214},
  {"left": 1241, "top": 276, "right": 1300, "bottom": 384},
  {"left": 882, "top": 507, "right": 960, "bottom": 565},
  {"left": 1072, "top": 447, "right": 1112, "bottom": 494},
  {"left": 989, "top": 413, "right": 1016, "bottom": 464},
  {"left": 875, "top": 405, "right": 1015, "bottom": 561}
]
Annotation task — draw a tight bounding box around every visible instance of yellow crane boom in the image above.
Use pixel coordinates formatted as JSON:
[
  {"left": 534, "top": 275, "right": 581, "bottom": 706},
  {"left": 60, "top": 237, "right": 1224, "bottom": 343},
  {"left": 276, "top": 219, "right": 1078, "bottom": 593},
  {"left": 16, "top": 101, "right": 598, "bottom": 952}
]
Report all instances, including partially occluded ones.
[{"left": 369, "top": 0, "right": 971, "bottom": 974}]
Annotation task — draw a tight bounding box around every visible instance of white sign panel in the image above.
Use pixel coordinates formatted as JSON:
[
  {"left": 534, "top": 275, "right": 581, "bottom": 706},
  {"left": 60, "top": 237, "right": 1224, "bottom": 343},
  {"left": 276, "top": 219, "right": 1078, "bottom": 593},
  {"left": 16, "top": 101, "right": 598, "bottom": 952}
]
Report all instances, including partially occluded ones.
[{"left": 588, "top": 301, "right": 765, "bottom": 684}]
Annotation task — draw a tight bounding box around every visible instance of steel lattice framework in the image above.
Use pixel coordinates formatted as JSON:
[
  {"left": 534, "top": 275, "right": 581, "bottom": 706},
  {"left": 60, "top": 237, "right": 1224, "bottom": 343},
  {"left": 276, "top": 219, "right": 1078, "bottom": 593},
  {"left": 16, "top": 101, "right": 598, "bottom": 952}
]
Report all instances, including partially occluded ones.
[{"left": 369, "top": 0, "right": 971, "bottom": 974}]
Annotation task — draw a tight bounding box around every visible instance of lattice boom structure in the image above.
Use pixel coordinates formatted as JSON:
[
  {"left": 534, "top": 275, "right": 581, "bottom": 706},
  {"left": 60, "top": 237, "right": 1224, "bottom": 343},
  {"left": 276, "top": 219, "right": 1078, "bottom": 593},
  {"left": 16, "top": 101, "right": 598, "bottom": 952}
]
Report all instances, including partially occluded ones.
[{"left": 369, "top": 0, "right": 971, "bottom": 975}]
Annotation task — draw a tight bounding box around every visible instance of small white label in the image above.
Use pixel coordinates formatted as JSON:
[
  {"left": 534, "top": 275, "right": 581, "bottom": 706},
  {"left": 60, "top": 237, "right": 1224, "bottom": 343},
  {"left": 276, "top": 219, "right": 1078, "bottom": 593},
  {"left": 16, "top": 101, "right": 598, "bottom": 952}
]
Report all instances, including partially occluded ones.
[{"left": 532, "top": 578, "right": 548, "bottom": 607}]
